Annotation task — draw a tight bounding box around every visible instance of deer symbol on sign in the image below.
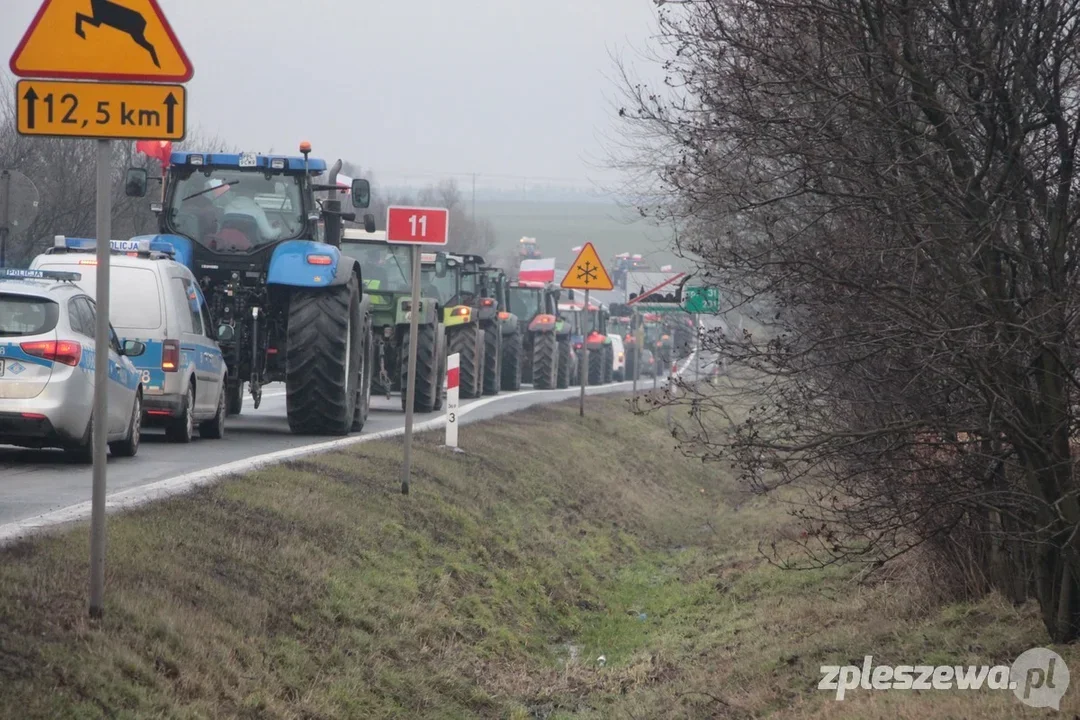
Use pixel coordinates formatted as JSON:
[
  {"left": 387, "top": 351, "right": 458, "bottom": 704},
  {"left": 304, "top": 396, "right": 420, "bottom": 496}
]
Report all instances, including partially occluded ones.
[{"left": 75, "top": 0, "right": 161, "bottom": 68}]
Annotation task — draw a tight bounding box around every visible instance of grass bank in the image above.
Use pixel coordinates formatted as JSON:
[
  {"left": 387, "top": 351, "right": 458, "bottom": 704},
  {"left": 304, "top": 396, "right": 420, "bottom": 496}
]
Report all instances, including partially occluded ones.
[{"left": 0, "top": 396, "right": 1076, "bottom": 718}]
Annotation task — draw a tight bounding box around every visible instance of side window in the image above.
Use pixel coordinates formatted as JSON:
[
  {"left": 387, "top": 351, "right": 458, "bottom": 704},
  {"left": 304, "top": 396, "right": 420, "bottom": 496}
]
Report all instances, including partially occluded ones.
[
  {"left": 171, "top": 278, "right": 194, "bottom": 334},
  {"left": 81, "top": 297, "right": 97, "bottom": 334},
  {"left": 182, "top": 278, "right": 204, "bottom": 335},
  {"left": 198, "top": 295, "right": 215, "bottom": 340},
  {"left": 68, "top": 298, "right": 90, "bottom": 337}
]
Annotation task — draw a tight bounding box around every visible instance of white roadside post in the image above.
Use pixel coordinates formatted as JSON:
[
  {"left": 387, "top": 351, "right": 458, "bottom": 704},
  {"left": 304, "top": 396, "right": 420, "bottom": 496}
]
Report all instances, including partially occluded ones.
[
  {"left": 445, "top": 353, "right": 460, "bottom": 448},
  {"left": 386, "top": 205, "right": 450, "bottom": 495}
]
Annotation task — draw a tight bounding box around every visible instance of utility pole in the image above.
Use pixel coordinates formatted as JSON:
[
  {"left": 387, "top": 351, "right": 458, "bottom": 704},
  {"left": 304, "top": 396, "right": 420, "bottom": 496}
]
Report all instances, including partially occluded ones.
[{"left": 471, "top": 173, "right": 476, "bottom": 221}]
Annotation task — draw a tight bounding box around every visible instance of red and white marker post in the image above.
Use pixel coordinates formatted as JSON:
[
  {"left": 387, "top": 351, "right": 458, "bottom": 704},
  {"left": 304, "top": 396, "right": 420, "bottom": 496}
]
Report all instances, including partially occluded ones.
[{"left": 445, "top": 352, "right": 460, "bottom": 448}]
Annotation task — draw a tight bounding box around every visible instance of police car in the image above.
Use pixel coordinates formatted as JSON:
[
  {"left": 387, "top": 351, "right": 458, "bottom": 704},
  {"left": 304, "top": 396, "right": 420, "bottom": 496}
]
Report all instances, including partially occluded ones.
[
  {"left": 0, "top": 267, "right": 145, "bottom": 461},
  {"left": 31, "top": 236, "right": 228, "bottom": 443}
]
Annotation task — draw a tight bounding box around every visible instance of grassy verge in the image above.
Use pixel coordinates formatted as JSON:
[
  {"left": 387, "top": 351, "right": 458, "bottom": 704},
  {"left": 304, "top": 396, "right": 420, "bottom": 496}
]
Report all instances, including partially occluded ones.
[{"left": 0, "top": 395, "right": 1076, "bottom": 719}]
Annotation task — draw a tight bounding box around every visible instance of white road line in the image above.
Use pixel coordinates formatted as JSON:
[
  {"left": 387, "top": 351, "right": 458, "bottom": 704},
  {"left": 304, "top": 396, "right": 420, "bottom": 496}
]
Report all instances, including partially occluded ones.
[{"left": 0, "top": 349, "right": 696, "bottom": 546}]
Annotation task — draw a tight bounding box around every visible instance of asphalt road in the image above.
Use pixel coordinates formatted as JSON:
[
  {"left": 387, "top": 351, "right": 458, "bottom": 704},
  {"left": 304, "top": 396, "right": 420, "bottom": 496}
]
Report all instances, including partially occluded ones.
[{"left": 0, "top": 371, "right": 686, "bottom": 530}]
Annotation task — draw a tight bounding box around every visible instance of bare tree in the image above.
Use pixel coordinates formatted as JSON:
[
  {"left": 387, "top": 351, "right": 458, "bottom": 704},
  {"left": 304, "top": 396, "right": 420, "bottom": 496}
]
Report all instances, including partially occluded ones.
[{"left": 618, "top": 0, "right": 1080, "bottom": 641}]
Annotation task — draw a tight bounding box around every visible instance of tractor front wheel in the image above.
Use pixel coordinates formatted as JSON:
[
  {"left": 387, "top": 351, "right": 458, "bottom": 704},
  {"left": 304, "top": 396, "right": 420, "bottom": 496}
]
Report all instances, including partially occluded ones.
[
  {"left": 400, "top": 323, "right": 439, "bottom": 413},
  {"left": 502, "top": 332, "right": 522, "bottom": 391},
  {"left": 483, "top": 325, "right": 502, "bottom": 396},
  {"left": 556, "top": 339, "right": 572, "bottom": 389},
  {"left": 450, "top": 324, "right": 483, "bottom": 399}
]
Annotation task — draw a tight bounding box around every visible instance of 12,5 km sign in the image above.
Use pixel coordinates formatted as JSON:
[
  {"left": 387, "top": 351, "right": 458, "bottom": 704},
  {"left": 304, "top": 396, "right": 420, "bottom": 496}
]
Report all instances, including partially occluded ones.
[{"left": 15, "top": 79, "right": 185, "bottom": 141}]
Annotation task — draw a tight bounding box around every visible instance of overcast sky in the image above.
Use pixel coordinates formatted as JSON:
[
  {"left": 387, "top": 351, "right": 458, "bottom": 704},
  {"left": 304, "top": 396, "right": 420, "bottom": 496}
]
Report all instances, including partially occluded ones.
[{"left": 3, "top": 0, "right": 662, "bottom": 192}]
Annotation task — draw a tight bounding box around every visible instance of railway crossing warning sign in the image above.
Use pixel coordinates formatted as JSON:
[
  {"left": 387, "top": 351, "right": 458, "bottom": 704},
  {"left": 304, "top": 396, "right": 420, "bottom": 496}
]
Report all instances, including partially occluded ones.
[{"left": 561, "top": 242, "right": 613, "bottom": 291}]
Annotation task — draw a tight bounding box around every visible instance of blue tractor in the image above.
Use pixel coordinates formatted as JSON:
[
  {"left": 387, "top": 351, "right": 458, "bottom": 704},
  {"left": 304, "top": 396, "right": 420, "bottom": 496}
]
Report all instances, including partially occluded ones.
[{"left": 123, "top": 143, "right": 379, "bottom": 435}]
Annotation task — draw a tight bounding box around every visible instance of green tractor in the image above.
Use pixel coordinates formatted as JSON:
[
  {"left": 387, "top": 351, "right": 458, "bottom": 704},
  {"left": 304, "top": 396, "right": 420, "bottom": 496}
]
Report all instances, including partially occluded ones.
[
  {"left": 643, "top": 314, "right": 672, "bottom": 374},
  {"left": 340, "top": 230, "right": 446, "bottom": 412},
  {"left": 481, "top": 266, "right": 524, "bottom": 392},
  {"left": 607, "top": 307, "right": 645, "bottom": 382},
  {"left": 507, "top": 280, "right": 575, "bottom": 389},
  {"left": 559, "top": 294, "right": 614, "bottom": 386},
  {"left": 421, "top": 253, "right": 487, "bottom": 399},
  {"left": 459, "top": 255, "right": 506, "bottom": 396}
]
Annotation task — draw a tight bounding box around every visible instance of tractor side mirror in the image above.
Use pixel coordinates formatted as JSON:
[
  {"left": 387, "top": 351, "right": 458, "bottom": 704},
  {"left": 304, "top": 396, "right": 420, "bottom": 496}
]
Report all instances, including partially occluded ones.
[
  {"left": 217, "top": 324, "right": 235, "bottom": 342},
  {"left": 435, "top": 254, "right": 448, "bottom": 278},
  {"left": 363, "top": 213, "right": 376, "bottom": 232},
  {"left": 351, "top": 178, "right": 371, "bottom": 208},
  {"left": 125, "top": 168, "right": 148, "bottom": 198}
]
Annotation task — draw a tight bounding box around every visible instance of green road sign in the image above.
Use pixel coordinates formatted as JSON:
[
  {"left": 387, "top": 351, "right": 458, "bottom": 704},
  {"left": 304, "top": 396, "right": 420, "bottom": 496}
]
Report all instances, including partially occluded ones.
[
  {"left": 683, "top": 286, "right": 719, "bottom": 313},
  {"left": 633, "top": 304, "right": 687, "bottom": 314}
]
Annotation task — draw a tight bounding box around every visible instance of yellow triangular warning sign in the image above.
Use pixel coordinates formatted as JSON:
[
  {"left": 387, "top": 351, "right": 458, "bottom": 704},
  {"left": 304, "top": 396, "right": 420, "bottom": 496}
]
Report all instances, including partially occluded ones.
[
  {"left": 9, "top": 0, "right": 194, "bottom": 83},
  {"left": 562, "top": 242, "right": 614, "bottom": 291}
]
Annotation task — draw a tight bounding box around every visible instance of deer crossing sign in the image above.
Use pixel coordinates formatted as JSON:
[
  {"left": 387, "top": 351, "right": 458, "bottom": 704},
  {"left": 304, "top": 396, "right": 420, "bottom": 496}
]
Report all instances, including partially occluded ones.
[{"left": 9, "top": 0, "right": 194, "bottom": 83}]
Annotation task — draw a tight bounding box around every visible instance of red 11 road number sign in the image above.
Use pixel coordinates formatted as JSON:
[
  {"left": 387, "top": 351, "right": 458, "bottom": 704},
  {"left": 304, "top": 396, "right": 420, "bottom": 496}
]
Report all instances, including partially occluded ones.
[{"left": 386, "top": 206, "right": 450, "bottom": 245}]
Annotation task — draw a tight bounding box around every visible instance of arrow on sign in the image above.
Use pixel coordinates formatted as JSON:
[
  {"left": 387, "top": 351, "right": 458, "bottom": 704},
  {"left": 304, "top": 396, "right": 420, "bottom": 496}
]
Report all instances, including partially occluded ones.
[
  {"left": 163, "top": 91, "right": 177, "bottom": 134},
  {"left": 22, "top": 85, "right": 38, "bottom": 129}
]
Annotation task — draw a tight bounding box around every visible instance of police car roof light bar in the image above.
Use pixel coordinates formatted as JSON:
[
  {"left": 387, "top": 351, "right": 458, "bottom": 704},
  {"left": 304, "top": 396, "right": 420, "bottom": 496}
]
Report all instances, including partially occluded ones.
[
  {"left": 52, "top": 236, "right": 177, "bottom": 258},
  {"left": 0, "top": 267, "right": 82, "bottom": 282}
]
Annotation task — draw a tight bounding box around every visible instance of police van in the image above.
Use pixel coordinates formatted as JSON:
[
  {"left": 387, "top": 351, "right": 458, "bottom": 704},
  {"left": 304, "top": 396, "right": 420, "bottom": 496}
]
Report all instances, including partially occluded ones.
[{"left": 31, "top": 236, "right": 228, "bottom": 443}]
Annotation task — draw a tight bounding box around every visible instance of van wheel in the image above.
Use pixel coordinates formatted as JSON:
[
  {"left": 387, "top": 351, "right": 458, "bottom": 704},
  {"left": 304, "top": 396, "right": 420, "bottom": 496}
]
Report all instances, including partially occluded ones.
[
  {"left": 166, "top": 384, "right": 195, "bottom": 443},
  {"left": 226, "top": 379, "right": 243, "bottom": 416},
  {"left": 110, "top": 391, "right": 142, "bottom": 457},
  {"left": 199, "top": 387, "right": 226, "bottom": 439}
]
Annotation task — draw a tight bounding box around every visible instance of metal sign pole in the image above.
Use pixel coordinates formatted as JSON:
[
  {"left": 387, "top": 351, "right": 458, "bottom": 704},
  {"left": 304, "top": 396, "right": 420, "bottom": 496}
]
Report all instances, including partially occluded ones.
[
  {"left": 88, "top": 139, "right": 112, "bottom": 618},
  {"left": 0, "top": 170, "right": 11, "bottom": 267},
  {"left": 631, "top": 309, "right": 638, "bottom": 395},
  {"left": 580, "top": 289, "right": 589, "bottom": 417},
  {"left": 401, "top": 244, "right": 422, "bottom": 495}
]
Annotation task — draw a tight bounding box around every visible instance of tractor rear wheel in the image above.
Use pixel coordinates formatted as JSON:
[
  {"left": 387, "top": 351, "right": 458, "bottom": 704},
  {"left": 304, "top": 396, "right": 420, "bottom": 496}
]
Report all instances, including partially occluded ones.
[
  {"left": 533, "top": 332, "right": 557, "bottom": 389},
  {"left": 603, "top": 345, "right": 614, "bottom": 383},
  {"left": 501, "top": 332, "right": 522, "bottom": 391},
  {"left": 450, "top": 324, "right": 482, "bottom": 399},
  {"left": 556, "top": 339, "right": 572, "bottom": 389},
  {"left": 625, "top": 347, "right": 637, "bottom": 382},
  {"left": 400, "top": 323, "right": 438, "bottom": 413},
  {"left": 285, "top": 277, "right": 361, "bottom": 435},
  {"left": 483, "top": 325, "right": 502, "bottom": 396}
]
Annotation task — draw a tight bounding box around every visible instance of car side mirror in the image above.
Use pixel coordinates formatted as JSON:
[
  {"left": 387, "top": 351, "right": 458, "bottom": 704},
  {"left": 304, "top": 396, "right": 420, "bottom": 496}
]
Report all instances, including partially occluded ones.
[
  {"left": 122, "top": 340, "right": 146, "bottom": 357},
  {"left": 125, "top": 168, "right": 148, "bottom": 198},
  {"left": 363, "top": 213, "right": 376, "bottom": 233},
  {"left": 217, "top": 324, "right": 235, "bottom": 342},
  {"left": 351, "top": 178, "right": 371, "bottom": 208}
]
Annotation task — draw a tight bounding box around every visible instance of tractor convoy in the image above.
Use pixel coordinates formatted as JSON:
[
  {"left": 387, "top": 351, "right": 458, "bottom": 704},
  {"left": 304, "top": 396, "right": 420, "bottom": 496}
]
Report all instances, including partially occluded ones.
[{"left": 110, "top": 144, "right": 692, "bottom": 441}]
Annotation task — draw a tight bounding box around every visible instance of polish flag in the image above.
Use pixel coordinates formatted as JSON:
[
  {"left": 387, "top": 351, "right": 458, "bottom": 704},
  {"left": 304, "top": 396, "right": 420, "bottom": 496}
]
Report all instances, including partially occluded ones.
[
  {"left": 519, "top": 257, "right": 555, "bottom": 285},
  {"left": 135, "top": 140, "right": 173, "bottom": 167}
]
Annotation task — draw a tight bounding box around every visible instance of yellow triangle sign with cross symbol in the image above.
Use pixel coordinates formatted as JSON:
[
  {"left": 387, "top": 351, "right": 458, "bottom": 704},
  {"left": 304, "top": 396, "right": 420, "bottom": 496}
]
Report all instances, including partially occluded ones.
[{"left": 561, "top": 242, "right": 614, "bottom": 291}]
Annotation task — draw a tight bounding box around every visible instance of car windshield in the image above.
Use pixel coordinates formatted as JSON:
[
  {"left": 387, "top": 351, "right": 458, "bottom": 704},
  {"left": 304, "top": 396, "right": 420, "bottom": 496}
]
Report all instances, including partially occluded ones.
[
  {"left": 509, "top": 288, "right": 540, "bottom": 318},
  {"left": 0, "top": 293, "right": 59, "bottom": 337},
  {"left": 164, "top": 167, "right": 306, "bottom": 252},
  {"left": 341, "top": 242, "right": 412, "bottom": 293}
]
